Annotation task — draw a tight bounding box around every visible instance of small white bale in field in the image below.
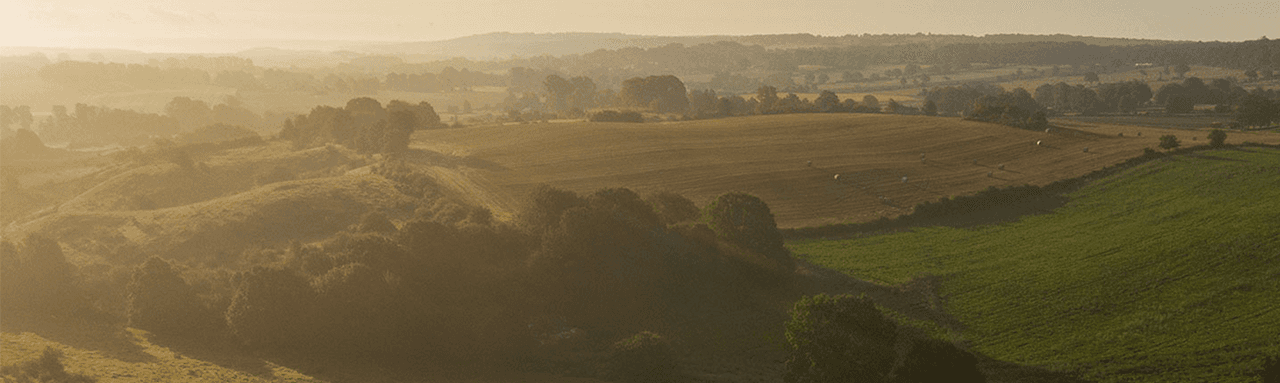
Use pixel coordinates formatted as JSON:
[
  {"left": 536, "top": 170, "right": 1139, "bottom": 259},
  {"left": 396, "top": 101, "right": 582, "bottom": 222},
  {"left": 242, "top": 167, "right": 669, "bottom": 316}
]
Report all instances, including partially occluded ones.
[
  {"left": 1036, "top": 140, "right": 1042, "bottom": 146},
  {"left": 901, "top": 176, "right": 908, "bottom": 183},
  {"left": 833, "top": 174, "right": 840, "bottom": 181},
  {"left": 1045, "top": 128, "right": 1051, "bottom": 133}
]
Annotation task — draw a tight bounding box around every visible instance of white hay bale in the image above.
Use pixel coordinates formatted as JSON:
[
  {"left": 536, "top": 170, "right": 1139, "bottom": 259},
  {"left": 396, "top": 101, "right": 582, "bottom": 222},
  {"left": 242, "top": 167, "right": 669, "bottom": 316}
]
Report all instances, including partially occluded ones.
[
  {"left": 833, "top": 174, "right": 840, "bottom": 181},
  {"left": 1036, "top": 140, "right": 1042, "bottom": 146}
]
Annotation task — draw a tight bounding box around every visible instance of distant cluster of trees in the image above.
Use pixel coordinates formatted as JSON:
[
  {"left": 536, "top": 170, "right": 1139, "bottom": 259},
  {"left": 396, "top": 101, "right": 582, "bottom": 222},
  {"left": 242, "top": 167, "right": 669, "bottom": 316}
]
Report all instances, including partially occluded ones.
[
  {"left": 383, "top": 67, "right": 506, "bottom": 93},
  {"left": 34, "top": 104, "right": 179, "bottom": 146},
  {"left": 543, "top": 74, "right": 600, "bottom": 114},
  {"left": 164, "top": 96, "right": 267, "bottom": 131},
  {"left": 1, "top": 95, "right": 281, "bottom": 147},
  {"left": 0, "top": 105, "right": 35, "bottom": 133},
  {"left": 619, "top": 75, "right": 689, "bottom": 114},
  {"left": 279, "top": 98, "right": 441, "bottom": 153}
]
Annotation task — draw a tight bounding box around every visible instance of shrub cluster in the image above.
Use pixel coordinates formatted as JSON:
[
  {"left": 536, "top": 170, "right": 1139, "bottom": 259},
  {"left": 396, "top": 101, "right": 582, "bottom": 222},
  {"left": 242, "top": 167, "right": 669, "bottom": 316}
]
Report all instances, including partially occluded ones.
[
  {"left": 784, "top": 294, "right": 985, "bottom": 383},
  {"left": 0, "top": 347, "right": 96, "bottom": 383},
  {"left": 280, "top": 97, "right": 432, "bottom": 153},
  {"left": 0, "top": 235, "right": 88, "bottom": 321},
  {"left": 369, "top": 160, "right": 441, "bottom": 199},
  {"left": 604, "top": 331, "right": 678, "bottom": 383},
  {"left": 126, "top": 257, "right": 221, "bottom": 339},
  {"left": 588, "top": 110, "right": 645, "bottom": 123}
]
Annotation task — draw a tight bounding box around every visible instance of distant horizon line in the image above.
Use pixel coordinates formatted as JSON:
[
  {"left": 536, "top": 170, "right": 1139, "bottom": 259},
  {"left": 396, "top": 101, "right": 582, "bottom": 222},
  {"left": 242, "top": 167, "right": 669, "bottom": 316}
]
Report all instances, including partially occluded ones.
[{"left": 0, "top": 31, "right": 1254, "bottom": 56}]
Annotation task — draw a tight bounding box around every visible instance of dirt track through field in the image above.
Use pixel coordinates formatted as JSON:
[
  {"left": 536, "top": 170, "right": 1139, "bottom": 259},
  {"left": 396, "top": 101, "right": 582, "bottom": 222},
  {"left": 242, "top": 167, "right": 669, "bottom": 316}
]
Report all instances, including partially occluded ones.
[{"left": 413, "top": 114, "right": 1280, "bottom": 228}]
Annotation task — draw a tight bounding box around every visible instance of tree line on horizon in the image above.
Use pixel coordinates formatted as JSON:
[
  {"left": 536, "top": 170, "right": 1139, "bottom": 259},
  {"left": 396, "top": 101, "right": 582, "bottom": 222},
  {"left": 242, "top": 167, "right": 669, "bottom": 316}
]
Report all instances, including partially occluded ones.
[{"left": 22, "top": 37, "right": 1278, "bottom": 96}]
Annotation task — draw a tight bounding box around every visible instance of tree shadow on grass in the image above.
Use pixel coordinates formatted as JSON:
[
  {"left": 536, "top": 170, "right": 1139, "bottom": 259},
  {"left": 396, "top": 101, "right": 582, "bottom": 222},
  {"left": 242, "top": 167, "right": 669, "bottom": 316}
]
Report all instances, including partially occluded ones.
[
  {"left": 0, "top": 314, "right": 155, "bottom": 364},
  {"left": 1183, "top": 153, "right": 1246, "bottom": 162}
]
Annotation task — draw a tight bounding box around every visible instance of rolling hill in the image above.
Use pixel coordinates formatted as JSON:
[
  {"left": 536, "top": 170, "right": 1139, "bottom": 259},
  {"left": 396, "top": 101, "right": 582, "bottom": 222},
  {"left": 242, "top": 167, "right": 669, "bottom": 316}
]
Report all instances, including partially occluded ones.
[
  {"left": 410, "top": 114, "right": 1280, "bottom": 228},
  {"left": 789, "top": 147, "right": 1280, "bottom": 382}
]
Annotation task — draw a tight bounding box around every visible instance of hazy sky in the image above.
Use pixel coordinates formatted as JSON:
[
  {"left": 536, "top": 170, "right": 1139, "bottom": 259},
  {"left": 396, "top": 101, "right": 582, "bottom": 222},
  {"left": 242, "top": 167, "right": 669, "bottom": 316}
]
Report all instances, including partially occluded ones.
[{"left": 1, "top": 0, "right": 1275, "bottom": 52}]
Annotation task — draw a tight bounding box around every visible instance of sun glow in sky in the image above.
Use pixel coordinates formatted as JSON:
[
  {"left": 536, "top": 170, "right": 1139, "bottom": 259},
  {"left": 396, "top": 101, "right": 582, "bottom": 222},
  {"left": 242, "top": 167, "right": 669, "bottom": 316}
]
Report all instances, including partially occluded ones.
[{"left": 1, "top": 0, "right": 1276, "bottom": 52}]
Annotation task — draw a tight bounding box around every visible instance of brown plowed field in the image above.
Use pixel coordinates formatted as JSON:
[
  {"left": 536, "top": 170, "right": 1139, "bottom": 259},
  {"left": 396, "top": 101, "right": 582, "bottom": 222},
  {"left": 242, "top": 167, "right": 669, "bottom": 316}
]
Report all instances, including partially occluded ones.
[{"left": 413, "top": 114, "right": 1280, "bottom": 228}]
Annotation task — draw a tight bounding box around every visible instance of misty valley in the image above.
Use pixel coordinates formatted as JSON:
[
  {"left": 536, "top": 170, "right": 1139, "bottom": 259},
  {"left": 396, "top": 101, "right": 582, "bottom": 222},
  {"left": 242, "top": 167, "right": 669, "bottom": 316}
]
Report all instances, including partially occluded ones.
[{"left": 1, "top": 32, "right": 1279, "bottom": 383}]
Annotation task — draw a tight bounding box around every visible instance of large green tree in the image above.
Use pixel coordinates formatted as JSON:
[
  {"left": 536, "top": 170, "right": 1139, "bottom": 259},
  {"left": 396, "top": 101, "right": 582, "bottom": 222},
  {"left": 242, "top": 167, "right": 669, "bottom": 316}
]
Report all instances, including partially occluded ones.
[
  {"left": 127, "top": 257, "right": 214, "bottom": 337},
  {"left": 620, "top": 75, "right": 689, "bottom": 114},
  {"left": 703, "top": 192, "right": 791, "bottom": 270},
  {"left": 1235, "top": 94, "right": 1278, "bottom": 127},
  {"left": 784, "top": 294, "right": 898, "bottom": 383}
]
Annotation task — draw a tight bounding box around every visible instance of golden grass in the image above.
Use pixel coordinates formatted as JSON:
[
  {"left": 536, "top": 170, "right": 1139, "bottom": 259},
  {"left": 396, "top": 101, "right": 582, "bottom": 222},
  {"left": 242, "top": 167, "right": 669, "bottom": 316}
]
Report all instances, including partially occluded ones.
[
  {"left": 413, "top": 113, "right": 1280, "bottom": 228},
  {"left": 1, "top": 329, "right": 321, "bottom": 383}
]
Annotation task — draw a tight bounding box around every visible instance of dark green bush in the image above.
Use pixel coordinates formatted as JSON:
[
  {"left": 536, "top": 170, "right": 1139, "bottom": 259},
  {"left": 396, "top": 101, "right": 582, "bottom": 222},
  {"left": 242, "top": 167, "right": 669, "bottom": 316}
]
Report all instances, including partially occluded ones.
[
  {"left": 645, "top": 191, "right": 700, "bottom": 226},
  {"left": 703, "top": 192, "right": 792, "bottom": 271},
  {"left": 518, "top": 184, "right": 586, "bottom": 233},
  {"left": 605, "top": 331, "right": 679, "bottom": 382},
  {"left": 0, "top": 235, "right": 85, "bottom": 319},
  {"left": 126, "top": 257, "right": 216, "bottom": 337},
  {"left": 225, "top": 266, "right": 316, "bottom": 349},
  {"left": 312, "top": 263, "right": 397, "bottom": 353},
  {"left": 589, "top": 110, "right": 644, "bottom": 123},
  {"left": 1208, "top": 129, "right": 1228, "bottom": 148},
  {"left": 784, "top": 294, "right": 897, "bottom": 383},
  {"left": 0, "top": 347, "right": 96, "bottom": 383}
]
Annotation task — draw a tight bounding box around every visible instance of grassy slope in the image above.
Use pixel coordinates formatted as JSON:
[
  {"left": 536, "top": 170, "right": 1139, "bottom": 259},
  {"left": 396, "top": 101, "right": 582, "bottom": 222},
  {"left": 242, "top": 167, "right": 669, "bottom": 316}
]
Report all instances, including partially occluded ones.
[
  {"left": 789, "top": 148, "right": 1280, "bottom": 382},
  {"left": 413, "top": 113, "right": 1280, "bottom": 228},
  {"left": 1, "top": 327, "right": 320, "bottom": 383},
  {"left": 6, "top": 174, "right": 417, "bottom": 266}
]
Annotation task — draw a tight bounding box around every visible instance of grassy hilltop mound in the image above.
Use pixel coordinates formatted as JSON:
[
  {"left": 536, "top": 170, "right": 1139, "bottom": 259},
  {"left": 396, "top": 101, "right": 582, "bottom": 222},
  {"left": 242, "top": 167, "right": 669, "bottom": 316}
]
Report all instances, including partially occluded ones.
[
  {"left": 415, "top": 113, "right": 1278, "bottom": 228},
  {"left": 791, "top": 147, "right": 1280, "bottom": 382},
  {"left": 11, "top": 174, "right": 416, "bottom": 265},
  {"left": 55, "top": 143, "right": 360, "bottom": 213}
]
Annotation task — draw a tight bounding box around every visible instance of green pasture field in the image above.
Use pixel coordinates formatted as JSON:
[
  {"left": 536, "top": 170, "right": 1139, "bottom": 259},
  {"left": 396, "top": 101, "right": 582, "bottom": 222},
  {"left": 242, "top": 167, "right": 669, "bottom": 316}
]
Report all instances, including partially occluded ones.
[{"left": 789, "top": 147, "right": 1280, "bottom": 382}]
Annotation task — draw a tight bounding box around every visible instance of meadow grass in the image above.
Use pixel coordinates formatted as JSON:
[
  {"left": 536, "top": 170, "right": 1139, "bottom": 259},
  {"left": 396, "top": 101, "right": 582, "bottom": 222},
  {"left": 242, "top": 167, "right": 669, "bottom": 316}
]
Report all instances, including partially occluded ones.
[{"left": 789, "top": 147, "right": 1280, "bottom": 382}]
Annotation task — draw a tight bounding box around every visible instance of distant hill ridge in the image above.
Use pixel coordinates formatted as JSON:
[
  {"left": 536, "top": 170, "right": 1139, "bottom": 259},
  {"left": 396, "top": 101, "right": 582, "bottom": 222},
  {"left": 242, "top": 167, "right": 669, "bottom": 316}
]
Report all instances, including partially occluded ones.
[{"left": 351, "top": 32, "right": 1193, "bottom": 59}]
